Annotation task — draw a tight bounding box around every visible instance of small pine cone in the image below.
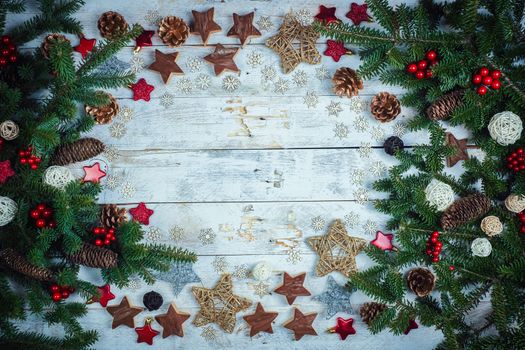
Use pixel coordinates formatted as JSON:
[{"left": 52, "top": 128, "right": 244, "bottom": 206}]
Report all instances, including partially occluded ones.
[
  {"left": 359, "top": 302, "right": 387, "bottom": 326},
  {"left": 98, "top": 11, "right": 129, "bottom": 39},
  {"left": 158, "top": 16, "right": 189, "bottom": 47},
  {"left": 67, "top": 243, "right": 118, "bottom": 269},
  {"left": 406, "top": 267, "right": 435, "bottom": 297},
  {"left": 440, "top": 193, "right": 491, "bottom": 230},
  {"left": 426, "top": 90, "right": 464, "bottom": 121},
  {"left": 371, "top": 92, "right": 401, "bottom": 123},
  {"left": 100, "top": 204, "right": 127, "bottom": 229},
  {"left": 332, "top": 67, "right": 364, "bottom": 98},
  {"left": 51, "top": 138, "right": 105, "bottom": 166},
  {"left": 0, "top": 248, "right": 54, "bottom": 281},
  {"left": 85, "top": 93, "right": 120, "bottom": 125},
  {"left": 41, "top": 33, "right": 70, "bottom": 59}
]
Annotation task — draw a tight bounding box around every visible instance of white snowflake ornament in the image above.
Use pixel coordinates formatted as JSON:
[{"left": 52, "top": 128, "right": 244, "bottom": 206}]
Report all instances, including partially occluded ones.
[
  {"left": 222, "top": 75, "right": 240, "bottom": 92},
  {"left": 326, "top": 101, "right": 343, "bottom": 117},
  {"left": 303, "top": 91, "right": 319, "bottom": 108}
]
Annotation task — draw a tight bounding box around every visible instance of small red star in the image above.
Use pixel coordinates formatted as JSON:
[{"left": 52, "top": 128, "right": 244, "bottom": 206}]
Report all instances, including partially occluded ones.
[
  {"left": 135, "top": 30, "right": 155, "bottom": 53},
  {"left": 371, "top": 231, "right": 395, "bottom": 251},
  {"left": 130, "top": 78, "right": 155, "bottom": 101},
  {"left": 346, "top": 3, "right": 372, "bottom": 25},
  {"left": 74, "top": 36, "right": 96, "bottom": 58},
  {"left": 82, "top": 162, "right": 106, "bottom": 183},
  {"left": 404, "top": 319, "right": 419, "bottom": 335},
  {"left": 314, "top": 5, "right": 339, "bottom": 25},
  {"left": 135, "top": 318, "right": 160, "bottom": 345},
  {"left": 92, "top": 284, "right": 115, "bottom": 307},
  {"left": 129, "top": 202, "right": 154, "bottom": 225},
  {"left": 324, "top": 40, "right": 351, "bottom": 62},
  {"left": 329, "top": 317, "right": 356, "bottom": 340},
  {"left": 0, "top": 160, "right": 15, "bottom": 184}
]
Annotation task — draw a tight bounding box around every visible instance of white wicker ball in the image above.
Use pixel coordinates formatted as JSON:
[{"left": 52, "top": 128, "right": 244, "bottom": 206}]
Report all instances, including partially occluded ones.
[
  {"left": 480, "top": 216, "right": 503, "bottom": 237},
  {"left": 0, "top": 196, "right": 17, "bottom": 226},
  {"left": 0, "top": 120, "right": 19, "bottom": 140},
  {"left": 252, "top": 261, "right": 272, "bottom": 281},
  {"left": 471, "top": 238, "right": 492, "bottom": 257},
  {"left": 424, "top": 179, "right": 454, "bottom": 211},
  {"left": 504, "top": 194, "right": 525, "bottom": 213},
  {"left": 43, "top": 166, "right": 75, "bottom": 190},
  {"left": 488, "top": 111, "right": 523, "bottom": 146}
]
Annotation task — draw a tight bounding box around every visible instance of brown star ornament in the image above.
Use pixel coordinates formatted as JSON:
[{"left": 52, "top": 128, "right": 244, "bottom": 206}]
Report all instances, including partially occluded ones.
[
  {"left": 243, "top": 302, "right": 278, "bottom": 337},
  {"left": 283, "top": 308, "right": 318, "bottom": 341},
  {"left": 307, "top": 219, "right": 367, "bottom": 277},
  {"left": 227, "top": 12, "right": 261, "bottom": 47},
  {"left": 446, "top": 132, "right": 469, "bottom": 167},
  {"left": 106, "top": 296, "right": 144, "bottom": 329},
  {"left": 203, "top": 44, "right": 240, "bottom": 76},
  {"left": 154, "top": 303, "right": 190, "bottom": 338},
  {"left": 148, "top": 49, "right": 184, "bottom": 84},
  {"left": 274, "top": 272, "right": 311, "bottom": 305},
  {"left": 190, "top": 8, "right": 222, "bottom": 45}
]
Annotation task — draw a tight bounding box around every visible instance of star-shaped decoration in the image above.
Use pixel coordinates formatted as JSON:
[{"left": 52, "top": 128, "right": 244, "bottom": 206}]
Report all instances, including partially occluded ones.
[
  {"left": 204, "top": 44, "right": 240, "bottom": 76},
  {"left": 129, "top": 202, "right": 154, "bottom": 225},
  {"left": 346, "top": 3, "right": 373, "bottom": 25},
  {"left": 283, "top": 308, "right": 318, "bottom": 341},
  {"left": 148, "top": 49, "right": 184, "bottom": 84},
  {"left": 90, "top": 284, "right": 115, "bottom": 307},
  {"left": 243, "top": 302, "right": 278, "bottom": 337},
  {"left": 192, "top": 274, "right": 251, "bottom": 333},
  {"left": 307, "top": 219, "right": 367, "bottom": 277},
  {"left": 328, "top": 317, "right": 356, "bottom": 340},
  {"left": 0, "top": 160, "right": 15, "bottom": 184},
  {"left": 404, "top": 319, "right": 419, "bottom": 335},
  {"left": 314, "top": 5, "right": 339, "bottom": 25},
  {"left": 274, "top": 272, "right": 311, "bottom": 305},
  {"left": 153, "top": 262, "right": 201, "bottom": 296},
  {"left": 227, "top": 12, "right": 261, "bottom": 47},
  {"left": 135, "top": 317, "right": 160, "bottom": 345},
  {"left": 371, "top": 231, "right": 396, "bottom": 251},
  {"left": 190, "top": 8, "right": 222, "bottom": 45},
  {"left": 155, "top": 303, "right": 190, "bottom": 338},
  {"left": 82, "top": 162, "right": 106, "bottom": 183},
  {"left": 324, "top": 40, "right": 352, "bottom": 62},
  {"left": 74, "top": 36, "right": 96, "bottom": 58},
  {"left": 313, "top": 276, "right": 354, "bottom": 319},
  {"left": 134, "top": 30, "right": 154, "bottom": 53},
  {"left": 446, "top": 132, "right": 469, "bottom": 167},
  {"left": 106, "top": 296, "right": 144, "bottom": 329},
  {"left": 130, "top": 78, "right": 154, "bottom": 102}
]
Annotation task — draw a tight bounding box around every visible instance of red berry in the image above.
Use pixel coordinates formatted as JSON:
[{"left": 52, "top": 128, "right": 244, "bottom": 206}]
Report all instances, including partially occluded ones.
[
  {"left": 432, "top": 257, "right": 440, "bottom": 263},
  {"left": 449, "top": 265, "right": 455, "bottom": 271},
  {"left": 95, "top": 239, "right": 103, "bottom": 246},
  {"left": 415, "top": 70, "right": 425, "bottom": 79},
  {"left": 52, "top": 292, "right": 62, "bottom": 302},
  {"left": 19, "top": 158, "right": 27, "bottom": 164},
  {"left": 432, "top": 250, "right": 440, "bottom": 256},
  {"left": 1, "top": 48, "right": 9, "bottom": 56},
  {"left": 482, "top": 76, "right": 493, "bottom": 85},
  {"left": 518, "top": 148, "right": 523, "bottom": 153},
  {"left": 7, "top": 44, "right": 15, "bottom": 52},
  {"left": 425, "top": 69, "right": 433, "bottom": 78},
  {"left": 94, "top": 227, "right": 102, "bottom": 235},
  {"left": 479, "top": 67, "right": 490, "bottom": 76},
  {"left": 407, "top": 63, "right": 418, "bottom": 73},
  {"left": 425, "top": 249, "right": 432, "bottom": 255},
  {"left": 8, "top": 55, "right": 16, "bottom": 63},
  {"left": 472, "top": 74, "right": 482, "bottom": 84},
  {"left": 105, "top": 233, "right": 112, "bottom": 239},
  {"left": 61, "top": 290, "right": 70, "bottom": 298},
  {"left": 18, "top": 150, "right": 26, "bottom": 157},
  {"left": 30, "top": 164, "right": 38, "bottom": 170},
  {"left": 1, "top": 35, "right": 10, "bottom": 44},
  {"left": 104, "top": 239, "right": 110, "bottom": 245},
  {"left": 491, "top": 70, "right": 501, "bottom": 79},
  {"left": 436, "top": 241, "right": 443, "bottom": 248},
  {"left": 47, "top": 220, "right": 57, "bottom": 229},
  {"left": 520, "top": 226, "right": 525, "bottom": 233},
  {"left": 50, "top": 284, "right": 60, "bottom": 292},
  {"left": 37, "top": 204, "right": 46, "bottom": 211},
  {"left": 42, "top": 209, "right": 52, "bottom": 218},
  {"left": 108, "top": 228, "right": 115, "bottom": 235},
  {"left": 30, "top": 210, "right": 41, "bottom": 219},
  {"left": 431, "top": 236, "right": 438, "bottom": 243},
  {"left": 426, "top": 50, "right": 437, "bottom": 61},
  {"left": 491, "top": 80, "right": 501, "bottom": 90},
  {"left": 477, "top": 85, "right": 488, "bottom": 95},
  {"left": 0, "top": 57, "right": 6, "bottom": 66},
  {"left": 36, "top": 219, "right": 46, "bottom": 228},
  {"left": 418, "top": 60, "right": 428, "bottom": 70},
  {"left": 110, "top": 236, "right": 116, "bottom": 241},
  {"left": 432, "top": 231, "right": 439, "bottom": 237}
]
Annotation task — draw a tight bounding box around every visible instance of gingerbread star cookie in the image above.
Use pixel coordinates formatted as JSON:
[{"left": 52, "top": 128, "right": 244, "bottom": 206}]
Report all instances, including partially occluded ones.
[
  {"left": 243, "top": 302, "right": 278, "bottom": 337},
  {"left": 227, "top": 12, "right": 261, "bottom": 47},
  {"left": 274, "top": 272, "right": 311, "bottom": 305},
  {"left": 154, "top": 303, "right": 190, "bottom": 338},
  {"left": 148, "top": 49, "right": 184, "bottom": 84},
  {"left": 203, "top": 44, "right": 240, "bottom": 76},
  {"left": 106, "top": 296, "right": 144, "bottom": 329},
  {"left": 190, "top": 7, "right": 222, "bottom": 45},
  {"left": 284, "top": 308, "right": 318, "bottom": 341}
]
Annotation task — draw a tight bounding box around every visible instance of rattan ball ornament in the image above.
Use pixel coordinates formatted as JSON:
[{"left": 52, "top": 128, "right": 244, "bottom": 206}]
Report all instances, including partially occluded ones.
[
  {"left": 488, "top": 111, "right": 522, "bottom": 146},
  {"left": 425, "top": 179, "right": 454, "bottom": 211},
  {"left": 252, "top": 261, "right": 272, "bottom": 281},
  {"left": 0, "top": 120, "right": 19, "bottom": 140},
  {"left": 43, "top": 166, "right": 75, "bottom": 190},
  {"left": 504, "top": 194, "right": 525, "bottom": 213},
  {"left": 471, "top": 237, "right": 492, "bottom": 257},
  {"left": 480, "top": 216, "right": 503, "bottom": 237},
  {"left": 0, "top": 196, "right": 17, "bottom": 226}
]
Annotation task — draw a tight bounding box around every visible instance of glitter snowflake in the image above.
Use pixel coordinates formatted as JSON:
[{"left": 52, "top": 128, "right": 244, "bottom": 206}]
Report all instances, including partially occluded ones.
[
  {"left": 344, "top": 212, "right": 360, "bottom": 228},
  {"left": 119, "top": 182, "right": 136, "bottom": 199},
  {"left": 176, "top": 77, "right": 193, "bottom": 94},
  {"left": 274, "top": 77, "right": 289, "bottom": 94},
  {"left": 212, "top": 256, "right": 228, "bottom": 273},
  {"left": 201, "top": 326, "right": 218, "bottom": 342},
  {"left": 358, "top": 142, "right": 373, "bottom": 158},
  {"left": 198, "top": 228, "right": 216, "bottom": 245},
  {"left": 118, "top": 106, "right": 133, "bottom": 122},
  {"left": 160, "top": 91, "right": 174, "bottom": 108},
  {"left": 222, "top": 75, "right": 240, "bottom": 92},
  {"left": 370, "top": 125, "right": 385, "bottom": 142},
  {"left": 326, "top": 101, "right": 343, "bottom": 117},
  {"left": 294, "top": 9, "right": 313, "bottom": 26},
  {"left": 104, "top": 146, "right": 120, "bottom": 162},
  {"left": 315, "top": 65, "right": 330, "bottom": 81},
  {"left": 371, "top": 160, "right": 387, "bottom": 177},
  {"left": 144, "top": 10, "right": 162, "bottom": 26},
  {"left": 334, "top": 122, "right": 349, "bottom": 139},
  {"left": 354, "top": 187, "right": 370, "bottom": 205},
  {"left": 130, "top": 55, "right": 145, "bottom": 73},
  {"left": 195, "top": 74, "right": 211, "bottom": 90},
  {"left": 105, "top": 174, "right": 121, "bottom": 190},
  {"left": 247, "top": 50, "right": 264, "bottom": 68},
  {"left": 350, "top": 169, "right": 365, "bottom": 186},
  {"left": 233, "top": 264, "right": 249, "bottom": 279},
  {"left": 261, "top": 65, "right": 277, "bottom": 82},
  {"left": 353, "top": 115, "right": 369, "bottom": 132},
  {"left": 393, "top": 122, "right": 408, "bottom": 137},
  {"left": 253, "top": 281, "right": 270, "bottom": 298},
  {"left": 292, "top": 70, "right": 308, "bottom": 87},
  {"left": 362, "top": 219, "right": 378, "bottom": 235},
  {"left": 286, "top": 246, "right": 302, "bottom": 264},
  {"left": 127, "top": 276, "right": 142, "bottom": 291},
  {"left": 110, "top": 122, "right": 127, "bottom": 139},
  {"left": 349, "top": 97, "right": 364, "bottom": 113},
  {"left": 311, "top": 216, "right": 325, "bottom": 231},
  {"left": 303, "top": 91, "right": 319, "bottom": 108},
  {"left": 185, "top": 56, "right": 203, "bottom": 73},
  {"left": 169, "top": 225, "right": 185, "bottom": 241},
  {"left": 256, "top": 16, "right": 273, "bottom": 31},
  {"left": 146, "top": 226, "right": 162, "bottom": 242}
]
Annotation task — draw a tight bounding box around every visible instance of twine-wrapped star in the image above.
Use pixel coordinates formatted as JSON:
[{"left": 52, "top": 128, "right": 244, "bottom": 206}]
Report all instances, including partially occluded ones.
[{"left": 313, "top": 276, "right": 354, "bottom": 319}]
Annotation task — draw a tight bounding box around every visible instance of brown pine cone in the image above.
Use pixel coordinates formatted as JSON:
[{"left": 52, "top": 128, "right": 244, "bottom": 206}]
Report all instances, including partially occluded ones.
[
  {"left": 85, "top": 93, "right": 120, "bottom": 125},
  {"left": 51, "top": 138, "right": 105, "bottom": 166},
  {"left": 0, "top": 248, "right": 54, "bottom": 281},
  {"left": 426, "top": 90, "right": 464, "bottom": 121},
  {"left": 441, "top": 193, "right": 491, "bottom": 230},
  {"left": 98, "top": 11, "right": 129, "bottom": 39},
  {"left": 360, "top": 302, "right": 387, "bottom": 326},
  {"left": 67, "top": 243, "right": 118, "bottom": 269},
  {"left": 332, "top": 67, "right": 364, "bottom": 98},
  {"left": 158, "top": 16, "right": 189, "bottom": 47},
  {"left": 371, "top": 92, "right": 401, "bottom": 123},
  {"left": 41, "top": 33, "right": 70, "bottom": 59},
  {"left": 100, "top": 204, "right": 127, "bottom": 229},
  {"left": 406, "top": 267, "right": 435, "bottom": 297}
]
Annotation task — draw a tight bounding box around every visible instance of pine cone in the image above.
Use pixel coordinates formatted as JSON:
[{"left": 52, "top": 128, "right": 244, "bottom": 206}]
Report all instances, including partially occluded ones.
[
  {"left": 441, "top": 193, "right": 491, "bottom": 230},
  {"left": 332, "top": 67, "right": 364, "bottom": 98},
  {"left": 67, "top": 243, "right": 118, "bottom": 269},
  {"left": 0, "top": 248, "right": 54, "bottom": 281},
  {"left": 426, "top": 90, "right": 464, "bottom": 121},
  {"left": 371, "top": 92, "right": 401, "bottom": 123},
  {"left": 100, "top": 204, "right": 127, "bottom": 229},
  {"left": 98, "top": 11, "right": 129, "bottom": 39},
  {"left": 158, "top": 16, "right": 189, "bottom": 47},
  {"left": 41, "top": 33, "right": 70, "bottom": 59},
  {"left": 406, "top": 267, "right": 435, "bottom": 297},
  {"left": 360, "top": 302, "right": 387, "bottom": 326},
  {"left": 51, "top": 138, "right": 105, "bottom": 166},
  {"left": 85, "top": 93, "right": 120, "bottom": 125}
]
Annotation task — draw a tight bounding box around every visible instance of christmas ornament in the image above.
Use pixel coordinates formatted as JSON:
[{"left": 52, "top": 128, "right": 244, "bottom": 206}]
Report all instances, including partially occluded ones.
[
  {"left": 283, "top": 308, "right": 318, "bottom": 341},
  {"left": 323, "top": 40, "right": 352, "bottom": 62},
  {"left": 0, "top": 35, "right": 17, "bottom": 68},
  {"left": 488, "top": 111, "right": 523, "bottom": 145},
  {"left": 371, "top": 231, "right": 396, "bottom": 251},
  {"left": 252, "top": 261, "right": 272, "bottom": 281},
  {"left": 91, "top": 226, "right": 116, "bottom": 247},
  {"left": 406, "top": 268, "right": 435, "bottom": 297},
  {"left": 0, "top": 120, "right": 19, "bottom": 140},
  {"left": 107, "top": 296, "right": 144, "bottom": 329},
  {"left": 314, "top": 5, "right": 339, "bottom": 24},
  {"left": 41, "top": 33, "right": 70, "bottom": 59},
  {"left": 406, "top": 50, "right": 439, "bottom": 80},
  {"left": 313, "top": 276, "right": 354, "bottom": 319},
  {"left": 190, "top": 8, "right": 222, "bottom": 45},
  {"left": 98, "top": 11, "right": 128, "bottom": 39},
  {"left": 135, "top": 317, "right": 160, "bottom": 345},
  {"left": 274, "top": 272, "right": 311, "bottom": 305},
  {"left": 371, "top": 92, "right": 401, "bottom": 122},
  {"left": 18, "top": 146, "right": 41, "bottom": 170},
  {"left": 74, "top": 36, "right": 96, "bottom": 58},
  {"left": 158, "top": 16, "right": 189, "bottom": 47},
  {"left": 90, "top": 284, "right": 115, "bottom": 307},
  {"left": 384, "top": 136, "right": 404, "bottom": 155},
  {"left": 134, "top": 29, "right": 154, "bottom": 53},
  {"left": 0, "top": 248, "right": 53, "bottom": 281},
  {"left": 0, "top": 197, "right": 17, "bottom": 226},
  {"left": 505, "top": 194, "right": 525, "bottom": 213},
  {"left": 360, "top": 302, "right": 387, "bottom": 326},
  {"left": 51, "top": 138, "right": 105, "bottom": 165},
  {"left": 328, "top": 317, "right": 356, "bottom": 340},
  {"left": 506, "top": 147, "right": 525, "bottom": 173},
  {"left": 30, "top": 203, "right": 55, "bottom": 229},
  {"left": 441, "top": 194, "right": 491, "bottom": 230},
  {"left": 130, "top": 78, "right": 154, "bottom": 101},
  {"left": 129, "top": 202, "right": 154, "bottom": 225},
  {"left": 471, "top": 237, "right": 492, "bottom": 257},
  {"left": 227, "top": 12, "right": 261, "bottom": 47},
  {"left": 480, "top": 216, "right": 503, "bottom": 236},
  {"left": 143, "top": 290, "right": 163, "bottom": 311},
  {"left": 49, "top": 284, "right": 74, "bottom": 301},
  {"left": 425, "top": 231, "right": 443, "bottom": 263},
  {"left": 445, "top": 132, "right": 469, "bottom": 167},
  {"left": 203, "top": 44, "right": 240, "bottom": 76},
  {"left": 152, "top": 262, "right": 201, "bottom": 296},
  {"left": 43, "top": 165, "right": 74, "bottom": 190},
  {"left": 0, "top": 160, "right": 14, "bottom": 184},
  {"left": 82, "top": 162, "right": 106, "bottom": 183},
  {"left": 85, "top": 93, "right": 119, "bottom": 124},
  {"left": 192, "top": 274, "right": 251, "bottom": 333},
  {"left": 155, "top": 303, "right": 190, "bottom": 338},
  {"left": 100, "top": 204, "right": 127, "bottom": 229},
  {"left": 243, "top": 302, "right": 278, "bottom": 337},
  {"left": 425, "top": 179, "right": 455, "bottom": 211},
  {"left": 332, "top": 67, "right": 363, "bottom": 97},
  {"left": 426, "top": 90, "right": 464, "bottom": 120},
  {"left": 346, "top": 3, "right": 372, "bottom": 25},
  {"left": 404, "top": 319, "right": 419, "bottom": 334},
  {"left": 472, "top": 67, "right": 501, "bottom": 95},
  {"left": 67, "top": 242, "right": 118, "bottom": 269},
  {"left": 148, "top": 49, "right": 184, "bottom": 84},
  {"left": 307, "top": 219, "right": 367, "bottom": 277}
]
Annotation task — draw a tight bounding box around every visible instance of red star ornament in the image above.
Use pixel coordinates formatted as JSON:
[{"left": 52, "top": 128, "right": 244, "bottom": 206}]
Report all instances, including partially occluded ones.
[
  {"left": 329, "top": 317, "right": 356, "bottom": 340},
  {"left": 135, "top": 318, "right": 160, "bottom": 345},
  {"left": 135, "top": 30, "right": 155, "bottom": 53},
  {"left": 346, "top": 3, "right": 372, "bottom": 25},
  {"left": 74, "top": 36, "right": 96, "bottom": 58},
  {"left": 0, "top": 160, "right": 15, "bottom": 184},
  {"left": 314, "top": 5, "right": 339, "bottom": 25},
  {"left": 324, "top": 40, "right": 351, "bottom": 62},
  {"left": 130, "top": 78, "right": 154, "bottom": 101},
  {"left": 404, "top": 319, "right": 419, "bottom": 335},
  {"left": 82, "top": 162, "right": 106, "bottom": 183},
  {"left": 371, "top": 231, "right": 396, "bottom": 251},
  {"left": 91, "top": 284, "right": 115, "bottom": 307},
  {"left": 129, "top": 202, "right": 154, "bottom": 225}
]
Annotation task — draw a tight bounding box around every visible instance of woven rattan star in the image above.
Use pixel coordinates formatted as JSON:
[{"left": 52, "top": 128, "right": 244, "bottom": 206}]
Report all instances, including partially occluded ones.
[{"left": 307, "top": 219, "right": 367, "bottom": 277}]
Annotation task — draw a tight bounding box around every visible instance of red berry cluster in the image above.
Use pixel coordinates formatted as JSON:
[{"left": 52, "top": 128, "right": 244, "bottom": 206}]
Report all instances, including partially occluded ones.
[
  {"left": 30, "top": 204, "right": 56, "bottom": 229},
  {"left": 0, "top": 35, "right": 17, "bottom": 67},
  {"left": 50, "top": 284, "right": 75, "bottom": 302},
  {"left": 18, "top": 146, "right": 42, "bottom": 170},
  {"left": 506, "top": 148, "right": 525, "bottom": 173},
  {"left": 472, "top": 67, "right": 501, "bottom": 95},
  {"left": 425, "top": 231, "right": 443, "bottom": 263},
  {"left": 93, "top": 226, "right": 117, "bottom": 246},
  {"left": 406, "top": 50, "right": 438, "bottom": 80},
  {"left": 516, "top": 212, "right": 525, "bottom": 235}
]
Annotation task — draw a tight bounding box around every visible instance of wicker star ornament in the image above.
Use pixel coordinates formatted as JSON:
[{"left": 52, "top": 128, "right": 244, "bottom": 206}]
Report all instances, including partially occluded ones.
[{"left": 307, "top": 219, "right": 367, "bottom": 277}]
